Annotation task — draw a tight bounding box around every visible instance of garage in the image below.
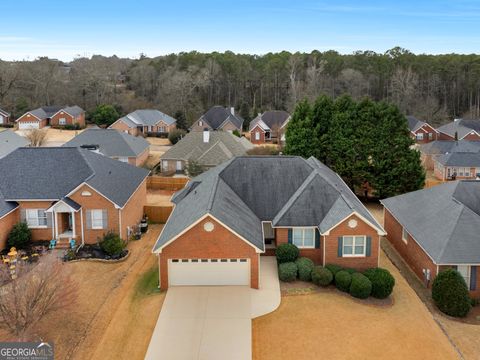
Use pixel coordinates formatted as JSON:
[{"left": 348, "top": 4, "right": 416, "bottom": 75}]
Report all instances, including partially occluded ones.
[
  {"left": 18, "top": 121, "right": 40, "bottom": 130},
  {"left": 168, "top": 258, "right": 250, "bottom": 286}
]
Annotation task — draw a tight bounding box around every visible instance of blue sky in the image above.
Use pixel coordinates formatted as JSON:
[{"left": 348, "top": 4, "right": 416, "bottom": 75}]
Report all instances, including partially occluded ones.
[{"left": 1, "top": 0, "right": 479, "bottom": 60}]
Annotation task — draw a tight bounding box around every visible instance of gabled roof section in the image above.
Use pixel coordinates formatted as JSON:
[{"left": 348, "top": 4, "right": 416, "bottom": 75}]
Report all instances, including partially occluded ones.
[
  {"left": 59, "top": 105, "right": 84, "bottom": 117},
  {"left": 199, "top": 106, "right": 243, "bottom": 130},
  {"left": 0, "top": 130, "right": 29, "bottom": 158},
  {"left": 250, "top": 110, "right": 290, "bottom": 131},
  {"left": 407, "top": 116, "right": 426, "bottom": 132},
  {"left": 382, "top": 181, "right": 480, "bottom": 264},
  {"left": 419, "top": 140, "right": 480, "bottom": 155},
  {"left": 63, "top": 129, "right": 149, "bottom": 157},
  {"left": 437, "top": 119, "right": 480, "bottom": 139},
  {"left": 436, "top": 152, "right": 480, "bottom": 167},
  {"left": 125, "top": 109, "right": 177, "bottom": 126},
  {"left": 0, "top": 190, "right": 17, "bottom": 218},
  {"left": 0, "top": 108, "right": 10, "bottom": 117}
]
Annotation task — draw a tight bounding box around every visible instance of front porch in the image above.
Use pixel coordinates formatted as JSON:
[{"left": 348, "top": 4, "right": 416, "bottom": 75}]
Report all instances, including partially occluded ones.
[{"left": 46, "top": 197, "right": 82, "bottom": 248}]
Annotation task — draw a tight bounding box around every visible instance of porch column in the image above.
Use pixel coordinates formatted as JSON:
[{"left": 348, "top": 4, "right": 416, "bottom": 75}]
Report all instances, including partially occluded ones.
[
  {"left": 72, "top": 211, "right": 76, "bottom": 238},
  {"left": 54, "top": 211, "right": 58, "bottom": 240}
]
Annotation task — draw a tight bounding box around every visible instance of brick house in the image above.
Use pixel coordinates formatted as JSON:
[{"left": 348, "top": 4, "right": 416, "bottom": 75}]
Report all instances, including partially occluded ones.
[
  {"left": 63, "top": 128, "right": 150, "bottom": 166},
  {"left": 109, "top": 109, "right": 177, "bottom": 137},
  {"left": 16, "top": 105, "right": 85, "bottom": 129},
  {"left": 419, "top": 140, "right": 480, "bottom": 170},
  {"left": 249, "top": 110, "right": 290, "bottom": 144},
  {"left": 152, "top": 156, "right": 385, "bottom": 290},
  {"left": 407, "top": 116, "right": 438, "bottom": 143},
  {"left": 190, "top": 106, "right": 244, "bottom": 132},
  {"left": 437, "top": 118, "right": 480, "bottom": 141},
  {"left": 160, "top": 129, "right": 253, "bottom": 174},
  {"left": 382, "top": 181, "right": 480, "bottom": 298},
  {"left": 0, "top": 108, "right": 11, "bottom": 125},
  {"left": 0, "top": 147, "right": 148, "bottom": 250},
  {"left": 433, "top": 151, "right": 480, "bottom": 180}
]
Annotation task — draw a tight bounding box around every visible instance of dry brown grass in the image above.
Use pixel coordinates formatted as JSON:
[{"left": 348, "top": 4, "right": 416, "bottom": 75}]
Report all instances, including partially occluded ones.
[{"left": 147, "top": 189, "right": 175, "bottom": 206}]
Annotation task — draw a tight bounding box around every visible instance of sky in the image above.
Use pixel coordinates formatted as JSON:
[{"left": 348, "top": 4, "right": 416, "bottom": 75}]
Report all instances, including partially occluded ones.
[{"left": 0, "top": 0, "right": 479, "bottom": 61}]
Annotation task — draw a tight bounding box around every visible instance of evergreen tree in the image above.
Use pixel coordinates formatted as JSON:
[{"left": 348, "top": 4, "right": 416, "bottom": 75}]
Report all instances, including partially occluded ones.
[
  {"left": 284, "top": 100, "right": 317, "bottom": 158},
  {"left": 174, "top": 110, "right": 188, "bottom": 130}
]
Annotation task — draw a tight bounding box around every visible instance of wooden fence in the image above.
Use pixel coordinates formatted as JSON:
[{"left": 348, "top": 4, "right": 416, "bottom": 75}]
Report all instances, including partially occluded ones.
[
  {"left": 147, "top": 176, "right": 189, "bottom": 191},
  {"left": 144, "top": 205, "right": 173, "bottom": 224}
]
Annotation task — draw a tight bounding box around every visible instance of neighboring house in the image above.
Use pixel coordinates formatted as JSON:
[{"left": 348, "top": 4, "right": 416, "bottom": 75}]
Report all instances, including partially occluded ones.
[
  {"left": 160, "top": 130, "right": 253, "bottom": 174},
  {"left": 382, "top": 181, "right": 480, "bottom": 298},
  {"left": 152, "top": 156, "right": 385, "bottom": 290},
  {"left": 0, "top": 130, "right": 29, "bottom": 158},
  {"left": 249, "top": 110, "right": 290, "bottom": 144},
  {"left": 437, "top": 118, "right": 480, "bottom": 141},
  {"left": 0, "top": 147, "right": 149, "bottom": 250},
  {"left": 109, "top": 109, "right": 177, "bottom": 137},
  {"left": 0, "top": 108, "right": 11, "bottom": 125},
  {"left": 16, "top": 105, "right": 85, "bottom": 129},
  {"left": 63, "top": 129, "right": 150, "bottom": 166},
  {"left": 433, "top": 151, "right": 480, "bottom": 180},
  {"left": 419, "top": 140, "right": 480, "bottom": 170},
  {"left": 190, "top": 106, "right": 244, "bottom": 132},
  {"left": 407, "top": 116, "right": 438, "bottom": 143}
]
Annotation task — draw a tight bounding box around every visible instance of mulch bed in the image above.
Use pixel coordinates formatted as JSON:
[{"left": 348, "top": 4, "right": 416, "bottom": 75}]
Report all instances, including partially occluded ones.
[{"left": 63, "top": 244, "right": 129, "bottom": 262}]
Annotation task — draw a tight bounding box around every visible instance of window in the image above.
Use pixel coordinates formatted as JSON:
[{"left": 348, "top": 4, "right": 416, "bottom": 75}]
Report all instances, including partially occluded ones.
[
  {"left": 342, "top": 236, "right": 366, "bottom": 257},
  {"left": 292, "top": 228, "right": 315, "bottom": 248},
  {"left": 457, "top": 266, "right": 470, "bottom": 287},
  {"left": 159, "top": 126, "right": 166, "bottom": 133},
  {"left": 59, "top": 117, "right": 66, "bottom": 125},
  {"left": 91, "top": 210, "right": 104, "bottom": 229},
  {"left": 402, "top": 227, "right": 408, "bottom": 244},
  {"left": 428, "top": 133, "right": 433, "bottom": 140},
  {"left": 255, "top": 131, "right": 260, "bottom": 140},
  {"left": 26, "top": 209, "right": 47, "bottom": 227},
  {"left": 416, "top": 133, "right": 424, "bottom": 140},
  {"left": 199, "top": 120, "right": 203, "bottom": 126},
  {"left": 458, "top": 167, "right": 470, "bottom": 177}
]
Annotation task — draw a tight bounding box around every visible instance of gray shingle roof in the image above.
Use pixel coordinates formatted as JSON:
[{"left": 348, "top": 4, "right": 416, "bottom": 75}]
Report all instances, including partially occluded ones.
[
  {"left": 0, "top": 147, "right": 149, "bottom": 207},
  {"left": 153, "top": 156, "right": 384, "bottom": 252},
  {"left": 0, "top": 130, "right": 29, "bottom": 158},
  {"left": 0, "top": 108, "right": 10, "bottom": 117},
  {"left": 382, "top": 181, "right": 480, "bottom": 264},
  {"left": 0, "top": 193, "right": 17, "bottom": 218},
  {"left": 406, "top": 116, "right": 426, "bottom": 132},
  {"left": 63, "top": 129, "right": 149, "bottom": 157},
  {"left": 19, "top": 106, "right": 82, "bottom": 121},
  {"left": 249, "top": 111, "right": 290, "bottom": 131},
  {"left": 436, "top": 152, "right": 480, "bottom": 167},
  {"left": 123, "top": 109, "right": 177, "bottom": 127},
  {"left": 419, "top": 140, "right": 480, "bottom": 155},
  {"left": 62, "top": 105, "right": 84, "bottom": 117},
  {"left": 199, "top": 106, "right": 244, "bottom": 130},
  {"left": 161, "top": 131, "right": 253, "bottom": 166},
  {"left": 437, "top": 119, "right": 480, "bottom": 139}
]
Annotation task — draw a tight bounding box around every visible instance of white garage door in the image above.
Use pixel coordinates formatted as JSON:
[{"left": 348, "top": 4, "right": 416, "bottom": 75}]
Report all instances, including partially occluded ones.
[
  {"left": 19, "top": 121, "right": 39, "bottom": 130},
  {"left": 168, "top": 258, "right": 250, "bottom": 286}
]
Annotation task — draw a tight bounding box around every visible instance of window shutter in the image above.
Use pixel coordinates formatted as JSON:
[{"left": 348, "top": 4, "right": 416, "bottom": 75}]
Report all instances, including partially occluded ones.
[
  {"left": 20, "top": 209, "right": 26, "bottom": 222},
  {"left": 102, "top": 210, "right": 108, "bottom": 229},
  {"left": 470, "top": 266, "right": 477, "bottom": 291},
  {"left": 287, "top": 229, "right": 292, "bottom": 244},
  {"left": 315, "top": 229, "right": 320, "bottom": 249},
  {"left": 452, "top": 265, "right": 457, "bottom": 270},
  {"left": 46, "top": 212, "right": 53, "bottom": 228},
  {"left": 366, "top": 236, "right": 372, "bottom": 257},
  {"left": 86, "top": 210, "right": 92, "bottom": 229},
  {"left": 337, "top": 237, "right": 343, "bottom": 257}
]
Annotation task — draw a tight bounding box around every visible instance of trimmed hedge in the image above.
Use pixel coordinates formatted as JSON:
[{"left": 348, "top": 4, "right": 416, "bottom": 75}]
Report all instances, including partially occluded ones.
[
  {"left": 325, "top": 264, "right": 343, "bottom": 276},
  {"left": 311, "top": 266, "right": 333, "bottom": 287},
  {"left": 364, "top": 268, "right": 395, "bottom": 299},
  {"left": 295, "top": 257, "right": 315, "bottom": 281},
  {"left": 276, "top": 243, "right": 299, "bottom": 264},
  {"left": 335, "top": 270, "right": 352, "bottom": 292},
  {"left": 278, "top": 262, "right": 298, "bottom": 282},
  {"left": 349, "top": 273, "right": 372, "bottom": 299},
  {"left": 432, "top": 269, "right": 471, "bottom": 317}
]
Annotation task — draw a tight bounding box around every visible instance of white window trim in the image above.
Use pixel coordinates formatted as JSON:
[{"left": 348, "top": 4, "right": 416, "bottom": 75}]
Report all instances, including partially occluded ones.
[
  {"left": 91, "top": 209, "right": 104, "bottom": 230},
  {"left": 59, "top": 117, "right": 67, "bottom": 125},
  {"left": 416, "top": 133, "right": 424, "bottom": 140},
  {"left": 26, "top": 209, "right": 47, "bottom": 228},
  {"left": 342, "top": 235, "right": 366, "bottom": 257},
  {"left": 457, "top": 265, "right": 471, "bottom": 287},
  {"left": 402, "top": 227, "right": 408, "bottom": 244},
  {"left": 292, "top": 228, "right": 315, "bottom": 249},
  {"left": 255, "top": 131, "right": 260, "bottom": 140}
]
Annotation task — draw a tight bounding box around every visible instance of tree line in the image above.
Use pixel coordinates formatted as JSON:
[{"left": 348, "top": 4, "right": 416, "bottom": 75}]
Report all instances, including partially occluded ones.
[{"left": 1, "top": 48, "right": 480, "bottom": 127}]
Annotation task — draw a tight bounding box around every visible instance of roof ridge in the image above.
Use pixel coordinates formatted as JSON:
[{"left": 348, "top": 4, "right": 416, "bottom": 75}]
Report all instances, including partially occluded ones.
[
  {"left": 196, "top": 139, "right": 223, "bottom": 161},
  {"left": 76, "top": 148, "right": 96, "bottom": 182},
  {"left": 436, "top": 205, "right": 467, "bottom": 262}
]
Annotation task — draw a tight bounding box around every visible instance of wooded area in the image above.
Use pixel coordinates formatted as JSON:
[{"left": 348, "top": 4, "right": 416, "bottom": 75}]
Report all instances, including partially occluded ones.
[{"left": 1, "top": 47, "right": 479, "bottom": 127}]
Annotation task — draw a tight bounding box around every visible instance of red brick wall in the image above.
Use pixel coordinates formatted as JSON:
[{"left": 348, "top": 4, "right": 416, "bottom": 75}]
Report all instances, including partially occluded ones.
[
  {"left": 110, "top": 120, "right": 138, "bottom": 136},
  {"left": 412, "top": 125, "right": 437, "bottom": 144},
  {"left": 158, "top": 216, "right": 259, "bottom": 290},
  {"left": 384, "top": 209, "right": 437, "bottom": 286},
  {"left": 119, "top": 179, "right": 147, "bottom": 240},
  {"left": 250, "top": 125, "right": 265, "bottom": 144},
  {"left": 50, "top": 111, "right": 74, "bottom": 126},
  {"left": 18, "top": 201, "right": 55, "bottom": 241},
  {"left": 462, "top": 132, "right": 480, "bottom": 141},
  {"left": 129, "top": 148, "right": 149, "bottom": 166},
  {"left": 17, "top": 113, "right": 47, "bottom": 128},
  {"left": 438, "top": 132, "right": 455, "bottom": 140},
  {"left": 0, "top": 209, "right": 19, "bottom": 250},
  {"left": 190, "top": 120, "right": 213, "bottom": 132}
]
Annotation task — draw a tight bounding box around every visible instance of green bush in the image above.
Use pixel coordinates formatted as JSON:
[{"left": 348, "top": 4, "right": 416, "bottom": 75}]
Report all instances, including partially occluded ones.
[
  {"left": 349, "top": 273, "right": 372, "bottom": 299},
  {"left": 278, "top": 262, "right": 298, "bottom": 282},
  {"left": 168, "top": 129, "right": 187, "bottom": 145},
  {"left": 364, "top": 268, "right": 396, "bottom": 299},
  {"left": 275, "top": 243, "right": 299, "bottom": 264},
  {"left": 311, "top": 266, "right": 333, "bottom": 287},
  {"left": 232, "top": 129, "right": 241, "bottom": 137},
  {"left": 335, "top": 270, "right": 352, "bottom": 292},
  {"left": 344, "top": 268, "right": 357, "bottom": 275},
  {"left": 325, "top": 264, "right": 343, "bottom": 276},
  {"left": 99, "top": 231, "right": 126, "bottom": 256},
  {"left": 295, "top": 257, "right": 315, "bottom": 281},
  {"left": 7, "top": 222, "right": 32, "bottom": 249},
  {"left": 432, "top": 269, "right": 471, "bottom": 317}
]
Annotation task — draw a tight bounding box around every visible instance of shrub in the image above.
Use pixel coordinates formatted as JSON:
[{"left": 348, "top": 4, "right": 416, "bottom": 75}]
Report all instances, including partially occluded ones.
[
  {"left": 344, "top": 268, "right": 357, "bottom": 275},
  {"left": 432, "top": 269, "right": 471, "bottom": 317},
  {"left": 247, "top": 145, "right": 280, "bottom": 156},
  {"left": 232, "top": 129, "right": 241, "bottom": 137},
  {"left": 295, "top": 257, "right": 315, "bottom": 281},
  {"left": 349, "top": 273, "right": 372, "bottom": 299},
  {"left": 168, "top": 129, "right": 187, "bottom": 145},
  {"left": 364, "top": 268, "right": 396, "bottom": 299},
  {"left": 325, "top": 264, "right": 343, "bottom": 276},
  {"left": 275, "top": 243, "right": 299, "bottom": 264},
  {"left": 278, "top": 262, "right": 298, "bottom": 282},
  {"left": 99, "top": 231, "right": 125, "bottom": 256},
  {"left": 335, "top": 270, "right": 352, "bottom": 292},
  {"left": 311, "top": 266, "right": 333, "bottom": 287},
  {"left": 7, "top": 222, "right": 32, "bottom": 249},
  {"left": 90, "top": 104, "right": 120, "bottom": 126}
]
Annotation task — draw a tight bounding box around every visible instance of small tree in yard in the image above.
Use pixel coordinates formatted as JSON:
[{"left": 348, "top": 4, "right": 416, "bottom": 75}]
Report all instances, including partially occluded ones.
[
  {"left": 0, "top": 255, "right": 77, "bottom": 339},
  {"left": 25, "top": 129, "right": 47, "bottom": 147},
  {"left": 432, "top": 269, "right": 471, "bottom": 317},
  {"left": 7, "top": 222, "right": 31, "bottom": 249},
  {"left": 168, "top": 129, "right": 186, "bottom": 145},
  {"left": 90, "top": 104, "right": 120, "bottom": 126},
  {"left": 186, "top": 160, "right": 205, "bottom": 177},
  {"left": 99, "top": 231, "right": 125, "bottom": 256}
]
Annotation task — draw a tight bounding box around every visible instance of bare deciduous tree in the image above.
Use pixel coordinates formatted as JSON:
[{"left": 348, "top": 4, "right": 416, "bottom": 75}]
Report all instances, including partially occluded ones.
[{"left": 24, "top": 128, "right": 47, "bottom": 147}]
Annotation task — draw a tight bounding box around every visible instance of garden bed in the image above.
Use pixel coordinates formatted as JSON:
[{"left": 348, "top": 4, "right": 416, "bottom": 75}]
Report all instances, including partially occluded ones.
[{"left": 63, "top": 244, "right": 129, "bottom": 262}]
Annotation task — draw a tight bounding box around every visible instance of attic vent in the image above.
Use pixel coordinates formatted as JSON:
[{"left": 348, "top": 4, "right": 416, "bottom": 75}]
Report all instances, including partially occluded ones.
[{"left": 81, "top": 191, "right": 92, "bottom": 196}]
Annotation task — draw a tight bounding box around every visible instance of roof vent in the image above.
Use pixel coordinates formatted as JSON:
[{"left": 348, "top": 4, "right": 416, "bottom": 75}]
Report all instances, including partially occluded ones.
[{"left": 80, "top": 144, "right": 99, "bottom": 151}]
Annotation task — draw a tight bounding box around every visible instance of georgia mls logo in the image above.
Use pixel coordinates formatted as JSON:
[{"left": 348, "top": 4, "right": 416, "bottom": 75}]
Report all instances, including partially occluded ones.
[{"left": 0, "top": 342, "right": 54, "bottom": 360}]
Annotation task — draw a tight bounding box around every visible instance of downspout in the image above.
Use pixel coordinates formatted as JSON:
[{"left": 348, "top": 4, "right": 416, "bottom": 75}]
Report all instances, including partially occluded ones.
[
  {"left": 119, "top": 208, "right": 122, "bottom": 239},
  {"left": 80, "top": 209, "right": 85, "bottom": 245}
]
